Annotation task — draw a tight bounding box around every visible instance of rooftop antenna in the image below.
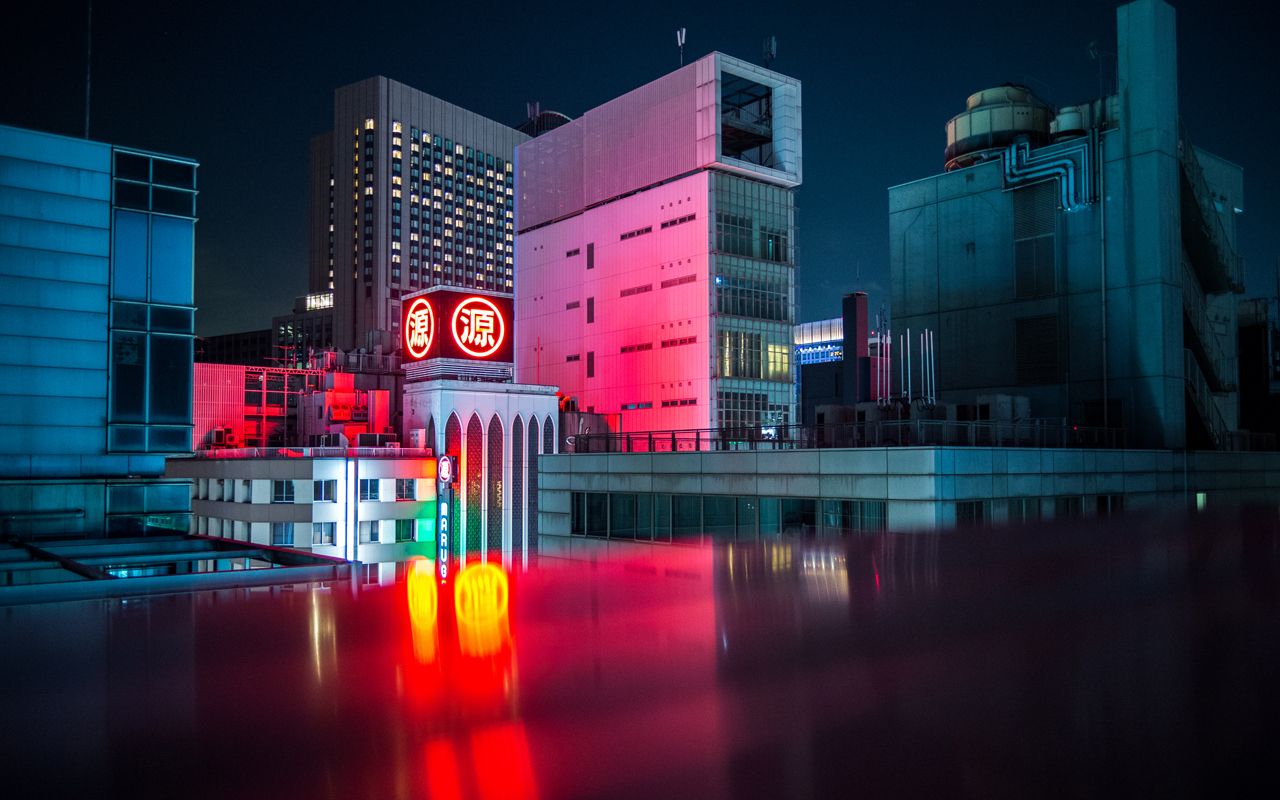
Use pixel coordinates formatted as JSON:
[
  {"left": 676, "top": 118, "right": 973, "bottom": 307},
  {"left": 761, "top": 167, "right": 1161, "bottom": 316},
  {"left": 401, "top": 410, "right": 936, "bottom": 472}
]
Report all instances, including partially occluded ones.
[
  {"left": 84, "top": 1, "right": 92, "bottom": 138},
  {"left": 763, "top": 36, "right": 776, "bottom": 69},
  {"left": 677, "top": 28, "right": 686, "bottom": 66}
]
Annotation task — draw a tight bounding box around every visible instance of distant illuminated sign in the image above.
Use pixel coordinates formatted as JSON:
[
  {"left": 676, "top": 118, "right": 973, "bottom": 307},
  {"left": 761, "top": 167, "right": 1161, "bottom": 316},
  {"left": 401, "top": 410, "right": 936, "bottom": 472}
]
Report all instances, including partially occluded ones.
[
  {"left": 437, "top": 454, "right": 452, "bottom": 484},
  {"left": 400, "top": 290, "right": 513, "bottom": 363},
  {"left": 404, "top": 297, "right": 435, "bottom": 359},
  {"left": 452, "top": 296, "right": 505, "bottom": 358}
]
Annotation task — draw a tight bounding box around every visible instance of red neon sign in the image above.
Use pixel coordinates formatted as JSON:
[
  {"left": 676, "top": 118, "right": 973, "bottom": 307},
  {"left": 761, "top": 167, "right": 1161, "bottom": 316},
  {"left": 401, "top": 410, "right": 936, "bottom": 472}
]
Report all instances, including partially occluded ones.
[
  {"left": 451, "top": 296, "right": 506, "bottom": 359},
  {"left": 405, "top": 297, "right": 435, "bottom": 359}
]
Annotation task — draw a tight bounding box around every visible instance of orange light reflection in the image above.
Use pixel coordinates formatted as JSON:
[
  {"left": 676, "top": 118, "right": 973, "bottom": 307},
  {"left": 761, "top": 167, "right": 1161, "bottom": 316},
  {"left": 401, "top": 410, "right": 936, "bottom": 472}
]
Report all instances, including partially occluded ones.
[{"left": 408, "top": 557, "right": 439, "bottom": 664}]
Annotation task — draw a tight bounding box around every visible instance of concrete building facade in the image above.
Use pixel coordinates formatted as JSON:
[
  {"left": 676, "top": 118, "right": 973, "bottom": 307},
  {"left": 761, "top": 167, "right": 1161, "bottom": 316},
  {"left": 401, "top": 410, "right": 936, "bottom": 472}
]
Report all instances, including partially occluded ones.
[
  {"left": 166, "top": 451, "right": 437, "bottom": 564},
  {"left": 313, "top": 78, "right": 528, "bottom": 352},
  {"left": 537, "top": 446, "right": 1280, "bottom": 549},
  {"left": 0, "top": 124, "right": 197, "bottom": 537},
  {"left": 514, "top": 53, "right": 802, "bottom": 434},
  {"left": 889, "top": 0, "right": 1243, "bottom": 450}
]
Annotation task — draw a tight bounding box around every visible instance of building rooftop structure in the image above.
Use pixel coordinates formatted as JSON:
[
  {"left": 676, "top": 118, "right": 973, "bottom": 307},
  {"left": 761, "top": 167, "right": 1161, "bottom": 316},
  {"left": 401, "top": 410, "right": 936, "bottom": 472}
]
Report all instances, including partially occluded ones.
[{"left": 888, "top": 0, "right": 1246, "bottom": 451}]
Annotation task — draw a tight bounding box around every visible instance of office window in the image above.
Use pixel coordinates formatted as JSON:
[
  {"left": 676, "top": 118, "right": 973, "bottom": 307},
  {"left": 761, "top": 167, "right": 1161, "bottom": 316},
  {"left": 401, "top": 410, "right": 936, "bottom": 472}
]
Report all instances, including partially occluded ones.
[
  {"left": 586, "top": 242, "right": 594, "bottom": 269},
  {"left": 1097, "top": 494, "right": 1124, "bottom": 517},
  {"left": 395, "top": 519, "right": 416, "bottom": 542},
  {"left": 1009, "top": 497, "right": 1041, "bottom": 523},
  {"left": 272, "top": 480, "right": 294, "bottom": 503},
  {"left": 359, "top": 520, "right": 379, "bottom": 543},
  {"left": 586, "top": 297, "right": 594, "bottom": 323},
  {"left": 1013, "top": 181, "right": 1057, "bottom": 298},
  {"left": 396, "top": 479, "right": 416, "bottom": 500},
  {"left": 271, "top": 522, "right": 294, "bottom": 546},
  {"left": 360, "top": 479, "right": 379, "bottom": 501},
  {"left": 956, "top": 500, "right": 991, "bottom": 527},
  {"left": 586, "top": 351, "right": 595, "bottom": 378},
  {"left": 313, "top": 480, "right": 337, "bottom": 502},
  {"left": 241, "top": 480, "right": 251, "bottom": 502},
  {"left": 1055, "top": 496, "right": 1083, "bottom": 518},
  {"left": 312, "top": 522, "right": 335, "bottom": 545}
]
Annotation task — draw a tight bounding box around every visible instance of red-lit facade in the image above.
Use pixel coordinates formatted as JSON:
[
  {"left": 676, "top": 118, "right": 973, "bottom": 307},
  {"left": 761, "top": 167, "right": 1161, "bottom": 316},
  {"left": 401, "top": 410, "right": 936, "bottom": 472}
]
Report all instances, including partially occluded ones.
[{"left": 514, "top": 53, "right": 802, "bottom": 433}]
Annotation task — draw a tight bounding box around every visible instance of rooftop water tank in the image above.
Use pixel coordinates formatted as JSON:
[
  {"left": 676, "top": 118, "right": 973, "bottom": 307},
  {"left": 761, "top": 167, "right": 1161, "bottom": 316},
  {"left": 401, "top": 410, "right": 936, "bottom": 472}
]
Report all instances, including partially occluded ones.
[{"left": 944, "top": 84, "right": 1051, "bottom": 171}]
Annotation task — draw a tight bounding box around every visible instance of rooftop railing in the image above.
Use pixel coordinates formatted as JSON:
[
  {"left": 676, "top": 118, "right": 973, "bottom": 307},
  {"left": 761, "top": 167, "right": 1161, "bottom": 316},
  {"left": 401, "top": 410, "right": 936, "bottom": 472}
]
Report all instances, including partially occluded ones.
[
  {"left": 190, "top": 447, "right": 433, "bottom": 460},
  {"left": 568, "top": 420, "right": 1126, "bottom": 454}
]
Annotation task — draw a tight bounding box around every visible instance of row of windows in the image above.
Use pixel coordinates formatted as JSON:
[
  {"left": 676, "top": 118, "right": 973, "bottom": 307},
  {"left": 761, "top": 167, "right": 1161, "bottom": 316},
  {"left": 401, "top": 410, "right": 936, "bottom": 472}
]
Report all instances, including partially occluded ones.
[
  {"left": 268, "top": 519, "right": 419, "bottom": 546},
  {"left": 661, "top": 398, "right": 697, "bottom": 408},
  {"left": 619, "top": 225, "right": 653, "bottom": 241},
  {"left": 570, "top": 493, "right": 887, "bottom": 543},
  {"left": 661, "top": 336, "right": 698, "bottom": 348},
  {"left": 714, "top": 273, "right": 790, "bottom": 322},
  {"left": 621, "top": 402, "right": 653, "bottom": 411},
  {"left": 717, "top": 329, "right": 792, "bottom": 382},
  {"left": 660, "top": 212, "right": 697, "bottom": 229},
  {"left": 260, "top": 479, "right": 419, "bottom": 503},
  {"left": 620, "top": 283, "right": 652, "bottom": 298},
  {"left": 620, "top": 343, "right": 653, "bottom": 354},
  {"left": 660, "top": 274, "right": 697, "bottom": 289}
]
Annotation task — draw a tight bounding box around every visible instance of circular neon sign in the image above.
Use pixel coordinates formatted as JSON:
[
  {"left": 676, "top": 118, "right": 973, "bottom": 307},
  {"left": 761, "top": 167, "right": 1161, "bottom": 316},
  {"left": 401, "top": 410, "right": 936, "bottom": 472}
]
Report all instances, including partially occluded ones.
[
  {"left": 404, "top": 297, "right": 435, "bottom": 360},
  {"left": 451, "top": 296, "right": 506, "bottom": 358}
]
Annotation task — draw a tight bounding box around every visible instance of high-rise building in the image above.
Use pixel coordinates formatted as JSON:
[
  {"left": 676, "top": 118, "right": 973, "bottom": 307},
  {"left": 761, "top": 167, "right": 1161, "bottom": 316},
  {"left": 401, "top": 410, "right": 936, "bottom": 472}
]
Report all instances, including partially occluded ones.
[
  {"left": 889, "top": 0, "right": 1244, "bottom": 450},
  {"left": 514, "top": 53, "right": 802, "bottom": 433},
  {"left": 0, "top": 124, "right": 197, "bottom": 537},
  {"left": 310, "top": 78, "right": 528, "bottom": 352}
]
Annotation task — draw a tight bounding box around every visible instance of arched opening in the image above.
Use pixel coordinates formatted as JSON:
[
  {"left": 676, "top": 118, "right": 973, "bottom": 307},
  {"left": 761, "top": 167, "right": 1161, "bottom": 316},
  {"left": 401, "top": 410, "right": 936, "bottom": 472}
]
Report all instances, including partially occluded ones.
[
  {"left": 512, "top": 416, "right": 524, "bottom": 554},
  {"left": 528, "top": 416, "right": 540, "bottom": 547},
  {"left": 425, "top": 416, "right": 436, "bottom": 456},
  {"left": 487, "top": 413, "right": 504, "bottom": 554},
  {"left": 466, "top": 413, "right": 483, "bottom": 556}
]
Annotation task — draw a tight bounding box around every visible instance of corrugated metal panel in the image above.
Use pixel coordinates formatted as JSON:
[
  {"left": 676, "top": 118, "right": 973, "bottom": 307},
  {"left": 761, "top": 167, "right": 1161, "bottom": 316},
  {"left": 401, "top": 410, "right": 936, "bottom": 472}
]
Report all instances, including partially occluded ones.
[{"left": 1012, "top": 180, "right": 1056, "bottom": 238}]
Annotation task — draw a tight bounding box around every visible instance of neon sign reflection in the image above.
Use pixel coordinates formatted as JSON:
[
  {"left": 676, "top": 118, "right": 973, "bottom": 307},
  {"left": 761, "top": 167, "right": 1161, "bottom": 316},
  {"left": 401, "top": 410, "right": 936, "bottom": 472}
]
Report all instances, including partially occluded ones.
[
  {"left": 407, "top": 557, "right": 439, "bottom": 664},
  {"left": 455, "top": 563, "right": 510, "bottom": 658}
]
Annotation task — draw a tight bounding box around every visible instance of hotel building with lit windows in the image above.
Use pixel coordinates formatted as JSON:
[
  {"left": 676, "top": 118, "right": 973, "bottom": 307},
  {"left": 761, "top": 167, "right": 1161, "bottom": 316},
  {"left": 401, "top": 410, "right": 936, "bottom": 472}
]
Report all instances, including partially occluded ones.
[
  {"left": 309, "top": 78, "right": 529, "bottom": 353},
  {"left": 514, "top": 53, "right": 801, "bottom": 432}
]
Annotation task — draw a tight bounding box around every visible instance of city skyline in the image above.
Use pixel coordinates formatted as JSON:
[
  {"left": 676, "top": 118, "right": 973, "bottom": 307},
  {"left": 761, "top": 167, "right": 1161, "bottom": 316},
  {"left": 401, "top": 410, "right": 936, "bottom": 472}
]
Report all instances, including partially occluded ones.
[{"left": 2, "top": 0, "right": 1276, "bottom": 340}]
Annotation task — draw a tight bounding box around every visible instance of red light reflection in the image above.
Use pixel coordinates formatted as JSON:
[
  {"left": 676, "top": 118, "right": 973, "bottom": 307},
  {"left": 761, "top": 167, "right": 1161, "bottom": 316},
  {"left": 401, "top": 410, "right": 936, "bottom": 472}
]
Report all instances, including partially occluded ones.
[{"left": 408, "top": 557, "right": 440, "bottom": 664}]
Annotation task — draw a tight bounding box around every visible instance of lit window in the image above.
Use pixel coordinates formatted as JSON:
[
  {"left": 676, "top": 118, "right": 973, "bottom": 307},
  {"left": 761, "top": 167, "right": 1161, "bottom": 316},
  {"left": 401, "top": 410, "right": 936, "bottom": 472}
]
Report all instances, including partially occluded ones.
[{"left": 364, "top": 119, "right": 375, "bottom": 130}]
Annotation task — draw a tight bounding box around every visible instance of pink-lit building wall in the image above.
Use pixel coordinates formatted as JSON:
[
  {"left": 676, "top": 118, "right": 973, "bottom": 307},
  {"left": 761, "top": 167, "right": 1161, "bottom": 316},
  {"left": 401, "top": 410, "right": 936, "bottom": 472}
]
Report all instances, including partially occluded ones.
[
  {"left": 516, "top": 172, "right": 713, "bottom": 430},
  {"left": 515, "top": 53, "right": 802, "bottom": 434}
]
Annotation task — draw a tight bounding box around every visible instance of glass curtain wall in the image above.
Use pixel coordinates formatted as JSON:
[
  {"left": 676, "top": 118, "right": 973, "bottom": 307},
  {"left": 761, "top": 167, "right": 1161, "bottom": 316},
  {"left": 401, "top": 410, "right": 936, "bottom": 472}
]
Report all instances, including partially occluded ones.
[{"left": 709, "top": 172, "right": 796, "bottom": 430}]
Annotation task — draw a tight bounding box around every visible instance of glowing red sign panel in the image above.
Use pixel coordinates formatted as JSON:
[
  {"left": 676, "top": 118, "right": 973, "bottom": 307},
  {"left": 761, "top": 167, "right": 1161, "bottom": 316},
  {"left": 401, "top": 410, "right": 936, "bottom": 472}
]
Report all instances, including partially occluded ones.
[
  {"left": 451, "top": 296, "right": 506, "bottom": 359},
  {"left": 404, "top": 297, "right": 435, "bottom": 360}
]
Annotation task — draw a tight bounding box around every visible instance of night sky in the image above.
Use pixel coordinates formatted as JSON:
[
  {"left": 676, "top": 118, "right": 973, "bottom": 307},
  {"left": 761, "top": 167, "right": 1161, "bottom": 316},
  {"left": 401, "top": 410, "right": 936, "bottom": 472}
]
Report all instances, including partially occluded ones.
[{"left": 4, "top": 0, "right": 1276, "bottom": 338}]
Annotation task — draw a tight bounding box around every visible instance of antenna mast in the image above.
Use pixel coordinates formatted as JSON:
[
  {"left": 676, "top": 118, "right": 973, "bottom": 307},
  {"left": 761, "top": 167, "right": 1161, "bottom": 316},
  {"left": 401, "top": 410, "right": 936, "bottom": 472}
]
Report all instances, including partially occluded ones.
[
  {"left": 677, "top": 28, "right": 686, "bottom": 66},
  {"left": 763, "top": 36, "right": 776, "bottom": 69},
  {"left": 84, "top": 1, "right": 92, "bottom": 139}
]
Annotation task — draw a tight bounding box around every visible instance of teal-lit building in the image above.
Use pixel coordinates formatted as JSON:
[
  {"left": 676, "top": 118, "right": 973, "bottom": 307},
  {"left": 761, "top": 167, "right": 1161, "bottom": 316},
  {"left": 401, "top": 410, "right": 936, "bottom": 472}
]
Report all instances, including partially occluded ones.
[{"left": 0, "top": 124, "right": 197, "bottom": 537}]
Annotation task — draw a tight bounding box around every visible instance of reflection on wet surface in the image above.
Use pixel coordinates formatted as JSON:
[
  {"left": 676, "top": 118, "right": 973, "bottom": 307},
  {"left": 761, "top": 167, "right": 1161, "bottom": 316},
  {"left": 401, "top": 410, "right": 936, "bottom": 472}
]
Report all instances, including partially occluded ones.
[{"left": 3, "top": 508, "right": 1280, "bottom": 798}]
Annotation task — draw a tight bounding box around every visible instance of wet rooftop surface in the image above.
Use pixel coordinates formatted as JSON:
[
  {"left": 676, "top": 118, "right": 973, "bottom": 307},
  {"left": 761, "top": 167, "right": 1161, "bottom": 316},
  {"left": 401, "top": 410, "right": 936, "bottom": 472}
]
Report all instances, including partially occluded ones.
[{"left": 3, "top": 509, "right": 1280, "bottom": 799}]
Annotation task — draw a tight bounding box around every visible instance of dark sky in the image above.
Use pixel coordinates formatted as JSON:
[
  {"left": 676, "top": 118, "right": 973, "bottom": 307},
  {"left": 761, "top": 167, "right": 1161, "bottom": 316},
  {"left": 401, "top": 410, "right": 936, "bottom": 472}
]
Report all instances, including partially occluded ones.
[{"left": 4, "top": 0, "right": 1276, "bottom": 337}]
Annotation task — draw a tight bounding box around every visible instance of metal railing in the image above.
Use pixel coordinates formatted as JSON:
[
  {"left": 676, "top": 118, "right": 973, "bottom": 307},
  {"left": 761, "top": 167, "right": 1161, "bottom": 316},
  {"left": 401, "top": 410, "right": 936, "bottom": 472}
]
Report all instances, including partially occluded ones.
[
  {"left": 191, "top": 447, "right": 433, "bottom": 460},
  {"left": 568, "top": 420, "right": 1126, "bottom": 453},
  {"left": 1184, "top": 349, "right": 1229, "bottom": 449},
  {"left": 1181, "top": 258, "right": 1236, "bottom": 389},
  {"left": 1176, "top": 118, "right": 1243, "bottom": 291}
]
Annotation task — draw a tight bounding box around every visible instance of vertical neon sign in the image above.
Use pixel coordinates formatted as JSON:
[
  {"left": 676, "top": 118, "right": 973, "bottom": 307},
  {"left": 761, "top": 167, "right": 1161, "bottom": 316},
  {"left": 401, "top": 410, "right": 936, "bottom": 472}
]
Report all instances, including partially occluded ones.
[{"left": 437, "top": 455, "right": 453, "bottom": 579}]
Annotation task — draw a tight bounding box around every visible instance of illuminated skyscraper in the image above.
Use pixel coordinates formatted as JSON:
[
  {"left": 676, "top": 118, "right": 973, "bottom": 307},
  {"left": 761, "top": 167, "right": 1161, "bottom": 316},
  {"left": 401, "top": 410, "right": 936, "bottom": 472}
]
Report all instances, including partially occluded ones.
[
  {"left": 514, "top": 54, "right": 801, "bottom": 432},
  {"left": 310, "top": 77, "right": 528, "bottom": 352}
]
